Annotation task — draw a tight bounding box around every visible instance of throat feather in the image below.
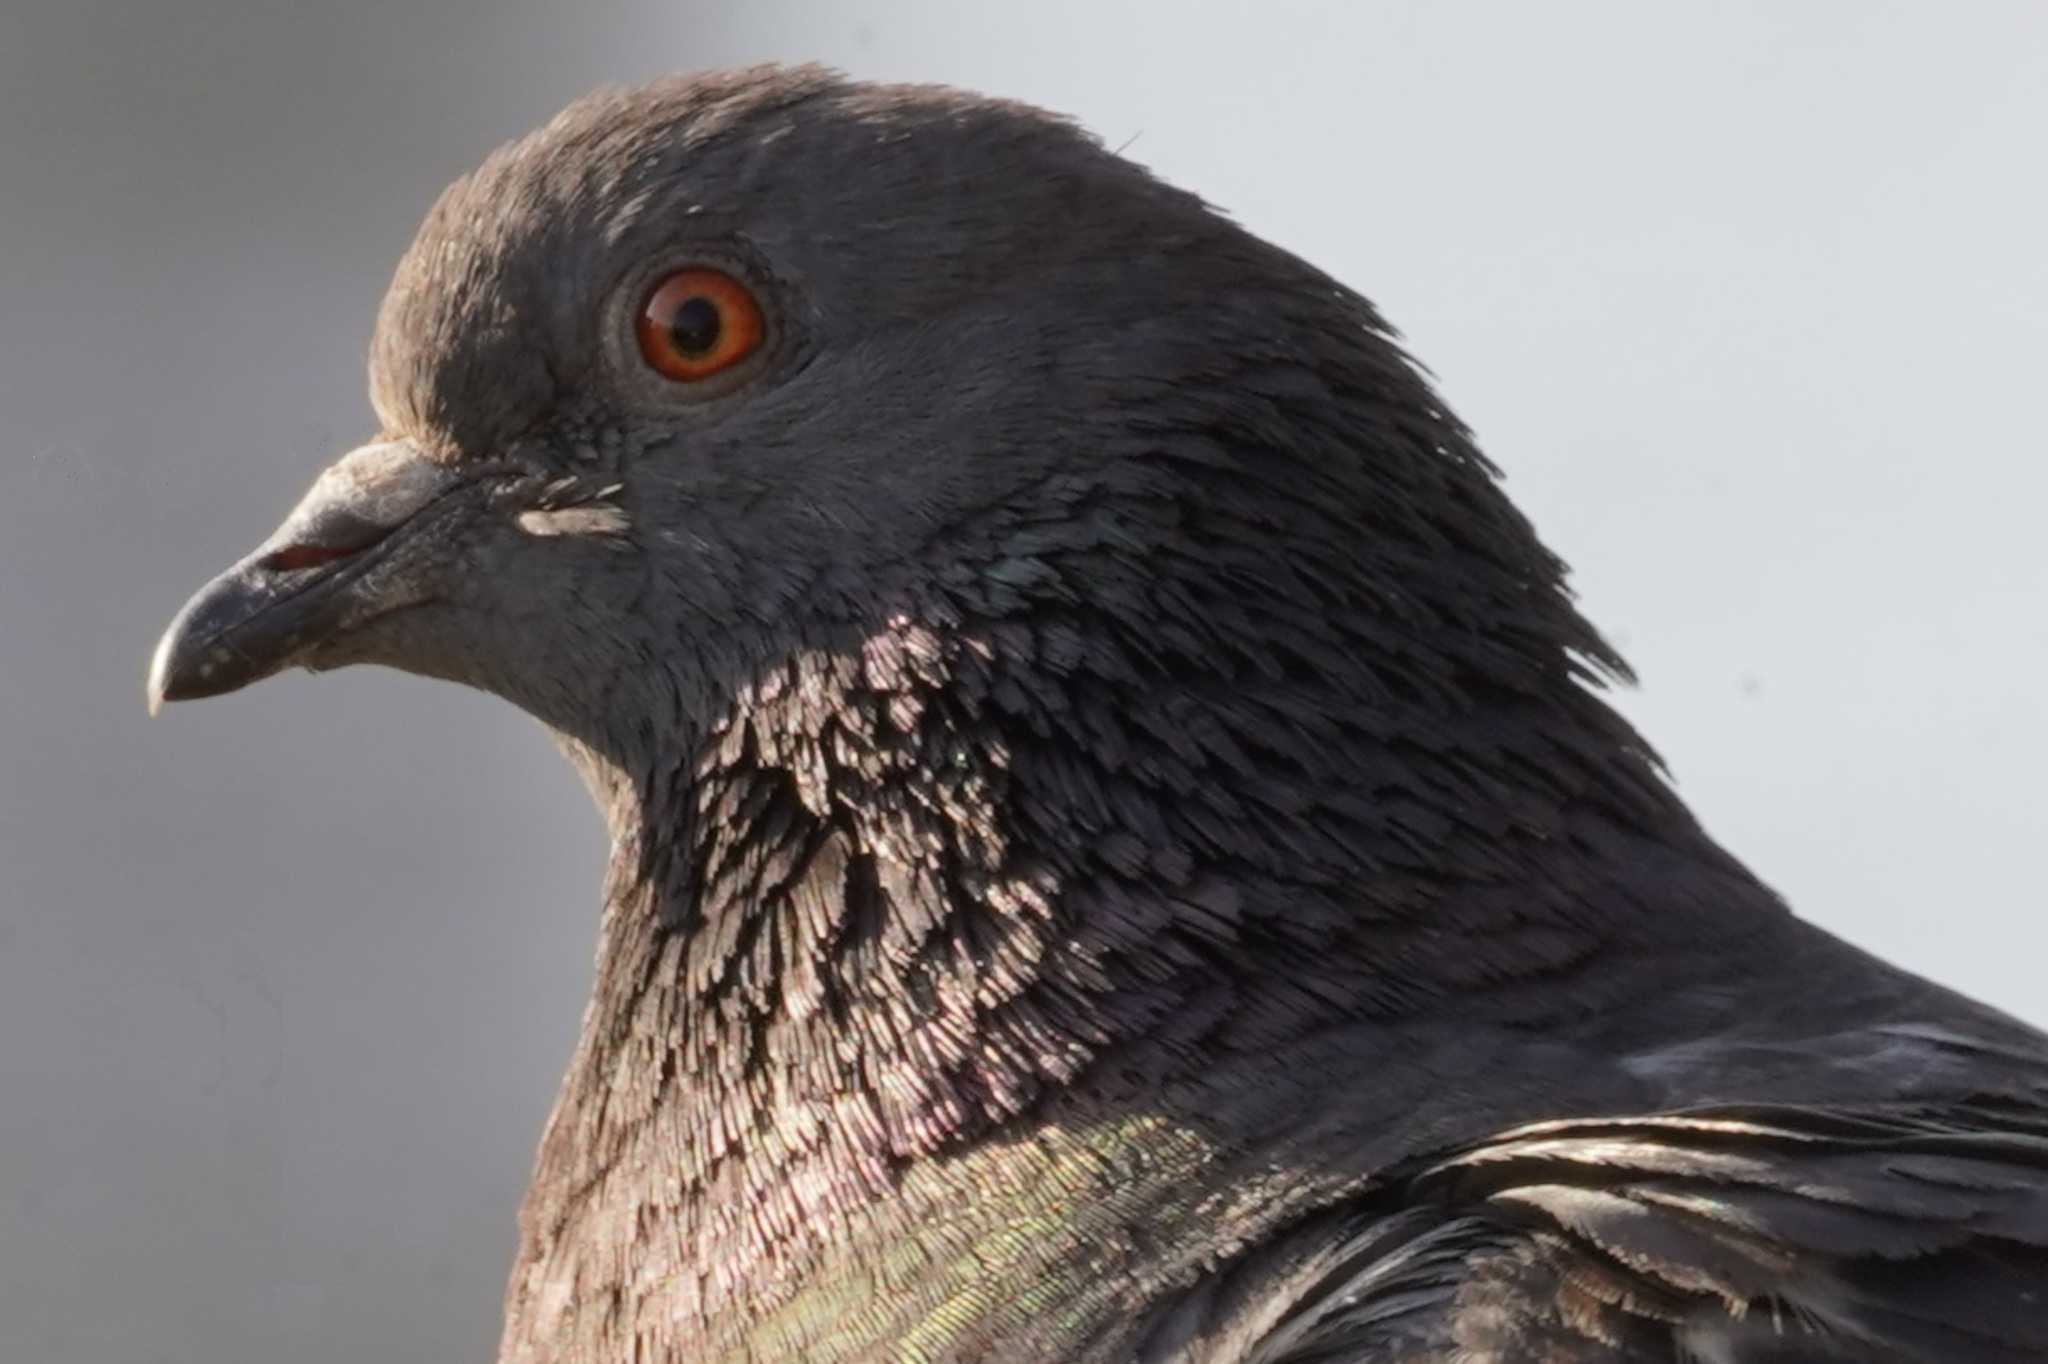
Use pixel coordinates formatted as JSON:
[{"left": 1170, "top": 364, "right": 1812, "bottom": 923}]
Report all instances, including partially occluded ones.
[{"left": 501, "top": 546, "right": 1733, "bottom": 1360}]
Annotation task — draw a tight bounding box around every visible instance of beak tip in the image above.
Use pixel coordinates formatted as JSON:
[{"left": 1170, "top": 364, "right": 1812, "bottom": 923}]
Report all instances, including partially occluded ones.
[
  {"left": 145, "top": 623, "right": 183, "bottom": 716},
  {"left": 147, "top": 602, "right": 249, "bottom": 714}
]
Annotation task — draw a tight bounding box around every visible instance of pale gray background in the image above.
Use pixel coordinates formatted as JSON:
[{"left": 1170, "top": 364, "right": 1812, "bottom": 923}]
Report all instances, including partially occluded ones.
[{"left": 3, "top": 2, "right": 2043, "bottom": 1360}]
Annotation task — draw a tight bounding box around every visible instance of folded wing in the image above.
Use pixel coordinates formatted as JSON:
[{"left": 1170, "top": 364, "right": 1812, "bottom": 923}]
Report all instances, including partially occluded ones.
[{"left": 1247, "top": 1098, "right": 2048, "bottom": 1363}]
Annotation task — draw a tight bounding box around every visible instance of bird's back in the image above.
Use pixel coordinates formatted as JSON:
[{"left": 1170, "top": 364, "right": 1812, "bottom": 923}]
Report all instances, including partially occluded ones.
[{"left": 1146, "top": 928, "right": 2048, "bottom": 1363}]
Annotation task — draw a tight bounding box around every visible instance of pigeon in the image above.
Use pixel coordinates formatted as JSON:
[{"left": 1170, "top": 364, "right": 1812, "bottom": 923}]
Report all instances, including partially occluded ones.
[{"left": 147, "top": 67, "right": 2048, "bottom": 1364}]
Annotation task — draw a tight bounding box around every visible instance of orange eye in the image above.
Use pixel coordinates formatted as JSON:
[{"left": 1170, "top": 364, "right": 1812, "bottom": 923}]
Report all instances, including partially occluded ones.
[{"left": 634, "top": 268, "right": 765, "bottom": 382}]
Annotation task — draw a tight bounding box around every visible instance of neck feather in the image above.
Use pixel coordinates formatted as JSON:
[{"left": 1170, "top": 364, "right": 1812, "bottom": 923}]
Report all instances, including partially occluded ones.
[
  {"left": 499, "top": 410, "right": 1784, "bottom": 1361},
  {"left": 503, "top": 606, "right": 1774, "bottom": 1363}
]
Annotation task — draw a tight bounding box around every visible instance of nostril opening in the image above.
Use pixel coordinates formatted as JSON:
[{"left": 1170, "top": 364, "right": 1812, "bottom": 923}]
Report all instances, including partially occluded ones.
[{"left": 261, "top": 542, "right": 363, "bottom": 573}]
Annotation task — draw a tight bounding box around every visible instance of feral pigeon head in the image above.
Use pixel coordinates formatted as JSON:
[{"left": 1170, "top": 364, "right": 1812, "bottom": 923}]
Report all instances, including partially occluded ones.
[
  {"left": 146, "top": 67, "right": 2048, "bottom": 1364},
  {"left": 150, "top": 68, "right": 1635, "bottom": 780}
]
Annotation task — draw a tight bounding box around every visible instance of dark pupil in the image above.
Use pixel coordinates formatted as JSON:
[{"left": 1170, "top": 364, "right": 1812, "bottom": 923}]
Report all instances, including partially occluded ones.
[{"left": 668, "top": 296, "right": 722, "bottom": 355}]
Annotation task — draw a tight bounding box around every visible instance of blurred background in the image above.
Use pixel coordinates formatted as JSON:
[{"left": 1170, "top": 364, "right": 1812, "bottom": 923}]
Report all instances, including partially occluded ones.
[{"left": 3, "top": 2, "right": 2044, "bottom": 1359}]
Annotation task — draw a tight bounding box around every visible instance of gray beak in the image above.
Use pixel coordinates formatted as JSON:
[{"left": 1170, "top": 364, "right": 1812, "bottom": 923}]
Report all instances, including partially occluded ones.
[{"left": 147, "top": 440, "right": 461, "bottom": 713}]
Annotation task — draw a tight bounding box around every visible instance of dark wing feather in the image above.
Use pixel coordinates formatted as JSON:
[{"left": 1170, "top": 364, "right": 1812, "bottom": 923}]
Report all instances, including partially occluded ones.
[{"left": 1246, "top": 1104, "right": 2048, "bottom": 1363}]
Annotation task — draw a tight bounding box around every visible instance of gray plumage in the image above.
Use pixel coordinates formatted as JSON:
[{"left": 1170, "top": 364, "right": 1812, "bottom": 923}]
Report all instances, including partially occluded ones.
[{"left": 147, "top": 67, "right": 2048, "bottom": 1364}]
